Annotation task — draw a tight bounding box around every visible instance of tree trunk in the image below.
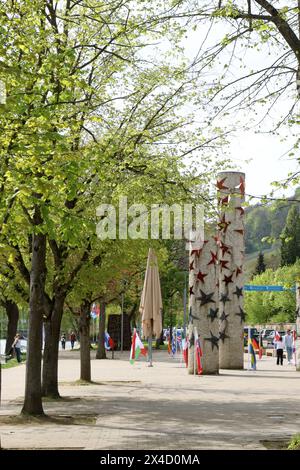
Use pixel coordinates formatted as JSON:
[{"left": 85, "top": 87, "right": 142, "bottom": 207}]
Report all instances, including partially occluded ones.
[
  {"left": 4, "top": 300, "right": 19, "bottom": 355},
  {"left": 96, "top": 301, "right": 106, "bottom": 359},
  {"left": 22, "top": 227, "right": 46, "bottom": 416},
  {"left": 80, "top": 300, "right": 91, "bottom": 381},
  {"left": 42, "top": 294, "right": 64, "bottom": 398}
]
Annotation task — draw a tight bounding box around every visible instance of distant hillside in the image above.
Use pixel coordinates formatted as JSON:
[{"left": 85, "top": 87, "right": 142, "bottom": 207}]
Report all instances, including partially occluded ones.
[{"left": 244, "top": 188, "right": 300, "bottom": 279}]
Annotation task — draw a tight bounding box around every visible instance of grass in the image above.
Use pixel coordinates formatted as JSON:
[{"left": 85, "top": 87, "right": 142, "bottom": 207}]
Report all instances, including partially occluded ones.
[
  {"left": 288, "top": 434, "right": 300, "bottom": 450},
  {"left": 1, "top": 354, "right": 26, "bottom": 369}
]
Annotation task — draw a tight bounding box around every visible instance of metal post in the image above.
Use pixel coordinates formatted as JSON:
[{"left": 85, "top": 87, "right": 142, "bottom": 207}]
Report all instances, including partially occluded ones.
[
  {"left": 183, "top": 271, "right": 187, "bottom": 337},
  {"left": 148, "top": 332, "right": 153, "bottom": 367},
  {"left": 121, "top": 292, "right": 124, "bottom": 353}
]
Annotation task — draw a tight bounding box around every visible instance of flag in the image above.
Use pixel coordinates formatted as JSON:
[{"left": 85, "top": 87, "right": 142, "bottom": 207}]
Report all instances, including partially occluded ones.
[
  {"left": 292, "top": 330, "right": 297, "bottom": 353},
  {"left": 90, "top": 303, "right": 97, "bottom": 319},
  {"left": 171, "top": 335, "right": 176, "bottom": 356},
  {"left": 130, "top": 329, "right": 147, "bottom": 364},
  {"left": 274, "top": 331, "right": 281, "bottom": 342},
  {"left": 182, "top": 334, "right": 188, "bottom": 367},
  {"left": 248, "top": 336, "right": 256, "bottom": 370},
  {"left": 167, "top": 333, "right": 171, "bottom": 355},
  {"left": 104, "top": 332, "right": 115, "bottom": 350},
  {"left": 194, "top": 328, "right": 203, "bottom": 375},
  {"left": 176, "top": 330, "right": 182, "bottom": 351},
  {"left": 251, "top": 337, "right": 259, "bottom": 350}
]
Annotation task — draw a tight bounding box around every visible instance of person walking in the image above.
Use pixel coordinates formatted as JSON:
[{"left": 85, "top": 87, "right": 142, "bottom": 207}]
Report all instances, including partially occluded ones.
[
  {"left": 284, "top": 329, "right": 293, "bottom": 364},
  {"left": 12, "top": 333, "right": 22, "bottom": 363},
  {"left": 60, "top": 333, "right": 66, "bottom": 350},
  {"left": 70, "top": 332, "right": 76, "bottom": 350},
  {"left": 275, "top": 335, "right": 284, "bottom": 366}
]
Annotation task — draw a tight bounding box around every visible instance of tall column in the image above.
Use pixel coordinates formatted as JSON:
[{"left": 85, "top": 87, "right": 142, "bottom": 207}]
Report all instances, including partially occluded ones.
[
  {"left": 188, "top": 234, "right": 219, "bottom": 374},
  {"left": 217, "top": 171, "right": 245, "bottom": 370},
  {"left": 295, "top": 284, "right": 300, "bottom": 371}
]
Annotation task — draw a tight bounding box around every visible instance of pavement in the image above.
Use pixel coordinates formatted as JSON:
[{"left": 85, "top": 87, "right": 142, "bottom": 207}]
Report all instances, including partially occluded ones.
[{"left": 0, "top": 350, "right": 300, "bottom": 450}]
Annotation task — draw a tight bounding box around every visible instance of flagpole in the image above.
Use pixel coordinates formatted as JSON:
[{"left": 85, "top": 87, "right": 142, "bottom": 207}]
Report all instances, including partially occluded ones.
[
  {"left": 148, "top": 332, "right": 153, "bottom": 367},
  {"left": 247, "top": 326, "right": 250, "bottom": 371},
  {"left": 194, "top": 327, "right": 196, "bottom": 376}
]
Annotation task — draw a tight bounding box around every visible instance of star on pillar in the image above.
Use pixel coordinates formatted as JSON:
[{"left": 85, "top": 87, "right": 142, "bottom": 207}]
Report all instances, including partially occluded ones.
[
  {"left": 207, "top": 307, "right": 219, "bottom": 322},
  {"left": 190, "top": 248, "right": 201, "bottom": 257},
  {"left": 218, "top": 214, "right": 231, "bottom": 233},
  {"left": 207, "top": 251, "right": 218, "bottom": 266},
  {"left": 234, "top": 229, "right": 244, "bottom": 235},
  {"left": 220, "top": 242, "right": 231, "bottom": 257},
  {"left": 196, "top": 289, "right": 215, "bottom": 306},
  {"left": 233, "top": 286, "right": 243, "bottom": 299},
  {"left": 204, "top": 331, "right": 219, "bottom": 350},
  {"left": 223, "top": 274, "right": 234, "bottom": 286},
  {"left": 220, "top": 259, "right": 230, "bottom": 271},
  {"left": 296, "top": 307, "right": 300, "bottom": 318},
  {"left": 189, "top": 259, "right": 194, "bottom": 271},
  {"left": 216, "top": 177, "right": 229, "bottom": 191},
  {"left": 189, "top": 285, "right": 195, "bottom": 296},
  {"left": 235, "top": 307, "right": 246, "bottom": 323},
  {"left": 239, "top": 176, "right": 245, "bottom": 195},
  {"left": 219, "top": 195, "right": 229, "bottom": 206},
  {"left": 196, "top": 270, "right": 208, "bottom": 284},
  {"left": 220, "top": 293, "right": 230, "bottom": 305},
  {"left": 235, "top": 206, "right": 245, "bottom": 216},
  {"left": 219, "top": 311, "right": 229, "bottom": 322},
  {"left": 219, "top": 329, "right": 230, "bottom": 343}
]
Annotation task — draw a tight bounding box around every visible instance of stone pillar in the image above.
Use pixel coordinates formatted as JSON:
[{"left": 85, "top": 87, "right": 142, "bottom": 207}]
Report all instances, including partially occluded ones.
[
  {"left": 295, "top": 284, "right": 300, "bottom": 371},
  {"left": 217, "top": 171, "right": 245, "bottom": 370},
  {"left": 188, "top": 234, "right": 219, "bottom": 374}
]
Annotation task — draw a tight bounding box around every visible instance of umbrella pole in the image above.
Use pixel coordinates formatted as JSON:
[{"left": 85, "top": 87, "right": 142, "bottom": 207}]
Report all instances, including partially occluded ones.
[{"left": 148, "top": 334, "right": 153, "bottom": 367}]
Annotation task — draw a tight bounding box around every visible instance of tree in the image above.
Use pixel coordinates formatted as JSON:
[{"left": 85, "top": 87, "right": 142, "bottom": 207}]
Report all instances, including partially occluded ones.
[
  {"left": 245, "top": 261, "right": 300, "bottom": 324},
  {"left": 255, "top": 251, "right": 266, "bottom": 274},
  {"left": 281, "top": 205, "right": 300, "bottom": 265},
  {"left": 0, "top": 0, "right": 229, "bottom": 415}
]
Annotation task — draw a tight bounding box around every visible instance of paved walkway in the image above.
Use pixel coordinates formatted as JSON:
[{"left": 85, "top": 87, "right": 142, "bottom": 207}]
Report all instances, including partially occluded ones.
[{"left": 0, "top": 351, "right": 300, "bottom": 450}]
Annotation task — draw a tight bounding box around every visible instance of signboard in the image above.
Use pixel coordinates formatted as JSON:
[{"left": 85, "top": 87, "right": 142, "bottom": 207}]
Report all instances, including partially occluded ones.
[{"left": 244, "top": 285, "right": 296, "bottom": 292}]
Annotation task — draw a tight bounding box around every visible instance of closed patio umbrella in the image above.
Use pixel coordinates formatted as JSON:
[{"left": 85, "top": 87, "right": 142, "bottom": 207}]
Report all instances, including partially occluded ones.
[{"left": 139, "top": 248, "right": 163, "bottom": 366}]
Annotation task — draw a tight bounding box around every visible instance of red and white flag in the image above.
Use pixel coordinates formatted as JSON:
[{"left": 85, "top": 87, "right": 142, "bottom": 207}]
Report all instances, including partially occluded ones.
[{"left": 194, "top": 328, "right": 203, "bottom": 375}]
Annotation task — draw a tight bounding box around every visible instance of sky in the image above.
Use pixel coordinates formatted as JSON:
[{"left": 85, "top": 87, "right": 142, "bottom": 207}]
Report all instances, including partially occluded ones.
[
  {"left": 182, "top": 16, "right": 300, "bottom": 203},
  {"left": 228, "top": 131, "right": 299, "bottom": 200}
]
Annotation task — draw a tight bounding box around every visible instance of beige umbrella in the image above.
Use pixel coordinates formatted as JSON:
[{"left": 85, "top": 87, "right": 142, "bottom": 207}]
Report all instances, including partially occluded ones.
[{"left": 139, "top": 248, "right": 163, "bottom": 366}]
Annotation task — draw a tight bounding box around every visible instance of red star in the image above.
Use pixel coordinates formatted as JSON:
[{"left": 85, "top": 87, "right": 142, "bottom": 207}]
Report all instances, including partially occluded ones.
[
  {"left": 235, "top": 206, "right": 245, "bottom": 216},
  {"left": 239, "top": 177, "right": 245, "bottom": 195},
  {"left": 223, "top": 274, "right": 234, "bottom": 286},
  {"left": 234, "top": 229, "right": 244, "bottom": 235},
  {"left": 197, "top": 270, "right": 208, "bottom": 284},
  {"left": 220, "top": 259, "right": 230, "bottom": 271},
  {"left": 236, "top": 266, "right": 243, "bottom": 277},
  {"left": 189, "top": 285, "right": 195, "bottom": 296},
  {"left": 216, "top": 177, "right": 228, "bottom": 191},
  {"left": 218, "top": 214, "right": 231, "bottom": 233},
  {"left": 219, "top": 242, "right": 231, "bottom": 257},
  {"left": 219, "top": 195, "right": 229, "bottom": 206},
  {"left": 207, "top": 251, "right": 218, "bottom": 266},
  {"left": 189, "top": 260, "right": 194, "bottom": 271},
  {"left": 190, "top": 249, "right": 201, "bottom": 257}
]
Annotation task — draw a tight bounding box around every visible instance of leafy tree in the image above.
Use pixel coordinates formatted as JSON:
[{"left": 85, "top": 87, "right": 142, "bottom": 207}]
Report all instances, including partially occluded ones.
[
  {"left": 245, "top": 261, "right": 300, "bottom": 324},
  {"left": 281, "top": 205, "right": 300, "bottom": 265},
  {"left": 255, "top": 251, "right": 266, "bottom": 275}
]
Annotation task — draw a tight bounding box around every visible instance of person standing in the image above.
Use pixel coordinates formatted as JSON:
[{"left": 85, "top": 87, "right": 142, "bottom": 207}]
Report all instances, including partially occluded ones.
[
  {"left": 12, "top": 333, "right": 22, "bottom": 363},
  {"left": 284, "top": 329, "right": 293, "bottom": 364},
  {"left": 60, "top": 333, "right": 66, "bottom": 350},
  {"left": 275, "top": 335, "right": 284, "bottom": 366},
  {"left": 70, "top": 332, "right": 76, "bottom": 350}
]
